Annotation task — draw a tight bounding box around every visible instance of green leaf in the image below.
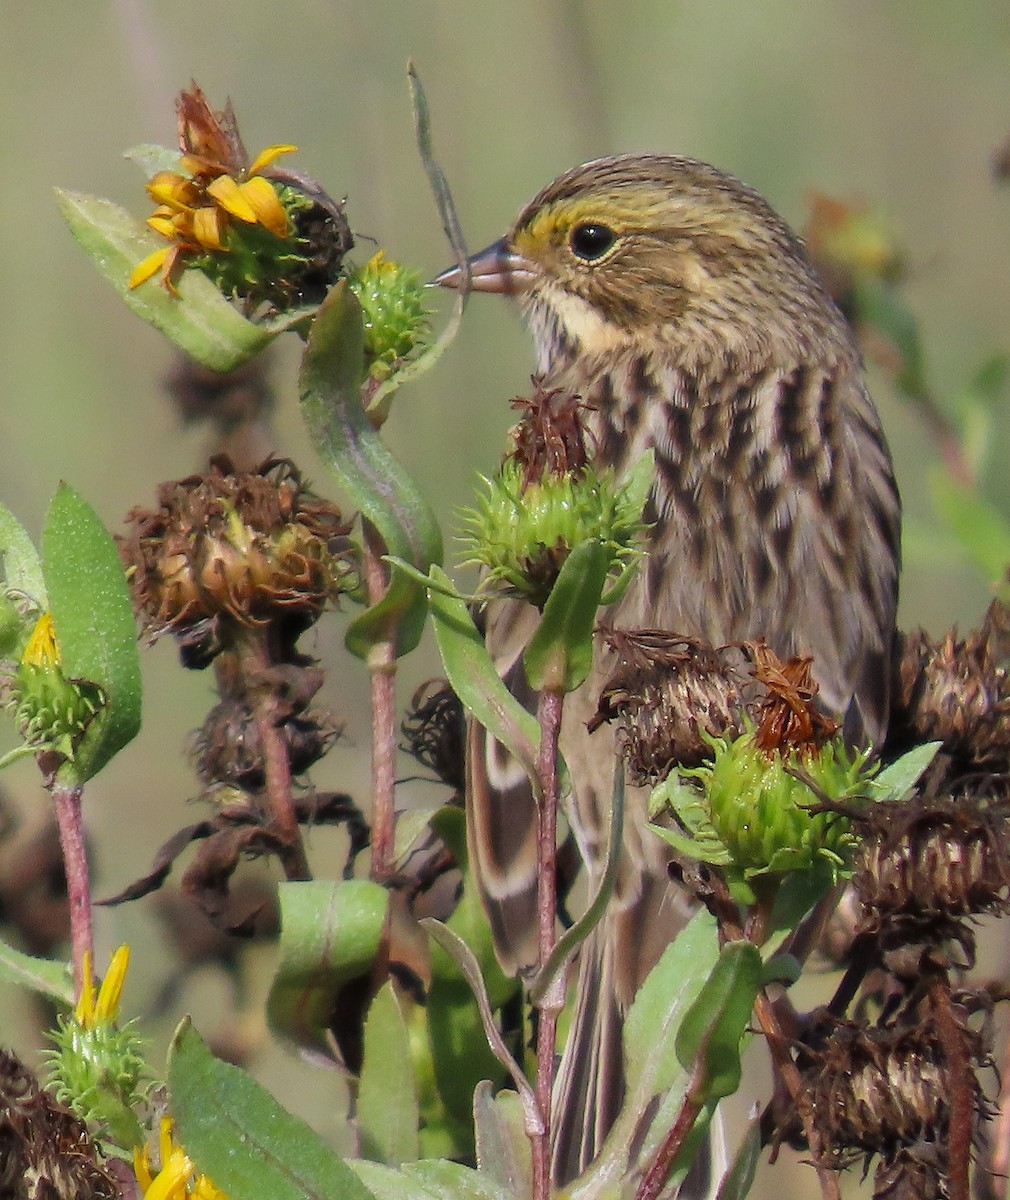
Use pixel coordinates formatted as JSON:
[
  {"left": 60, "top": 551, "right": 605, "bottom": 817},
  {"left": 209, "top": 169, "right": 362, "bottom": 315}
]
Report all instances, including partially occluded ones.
[
  {"left": 427, "top": 568, "right": 540, "bottom": 784},
  {"left": 575, "top": 910, "right": 719, "bottom": 1194},
  {"left": 675, "top": 941, "right": 762, "bottom": 1103},
  {"left": 715, "top": 1112, "right": 762, "bottom": 1200},
  {"left": 0, "top": 941, "right": 73, "bottom": 1006},
  {"left": 42, "top": 485, "right": 141, "bottom": 782},
  {"left": 872, "top": 741, "right": 941, "bottom": 802},
  {"left": 56, "top": 190, "right": 312, "bottom": 372},
  {"left": 169, "top": 1019, "right": 377, "bottom": 1200},
  {"left": 298, "top": 282, "right": 442, "bottom": 659},
  {"left": 349, "top": 1159, "right": 513, "bottom": 1200},
  {"left": 266, "top": 879, "right": 388, "bottom": 1057},
  {"left": 473, "top": 1084, "right": 531, "bottom": 1200},
  {"left": 425, "top": 810, "right": 515, "bottom": 1127},
  {"left": 358, "top": 983, "right": 420, "bottom": 1165},
  {"left": 930, "top": 468, "right": 1010, "bottom": 584},
  {"left": 523, "top": 539, "right": 608, "bottom": 693},
  {"left": 0, "top": 501, "right": 46, "bottom": 608}
]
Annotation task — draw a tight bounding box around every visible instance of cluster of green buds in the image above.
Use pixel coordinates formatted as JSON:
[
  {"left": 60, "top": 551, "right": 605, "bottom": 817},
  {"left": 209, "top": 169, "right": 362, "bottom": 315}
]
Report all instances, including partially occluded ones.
[
  {"left": 45, "top": 946, "right": 148, "bottom": 1153},
  {"left": 460, "top": 383, "right": 650, "bottom": 609},
  {"left": 7, "top": 612, "right": 106, "bottom": 764}
]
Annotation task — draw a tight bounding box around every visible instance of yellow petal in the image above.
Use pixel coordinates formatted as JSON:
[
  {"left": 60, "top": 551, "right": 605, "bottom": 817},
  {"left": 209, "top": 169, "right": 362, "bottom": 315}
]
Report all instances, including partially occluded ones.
[
  {"left": 248, "top": 143, "right": 297, "bottom": 176},
  {"left": 129, "top": 247, "right": 172, "bottom": 289},
  {"left": 146, "top": 171, "right": 196, "bottom": 211},
  {"left": 145, "top": 1148, "right": 192, "bottom": 1200},
  {"left": 94, "top": 944, "right": 130, "bottom": 1024},
  {"left": 74, "top": 949, "right": 95, "bottom": 1025},
  {"left": 146, "top": 214, "right": 177, "bottom": 239},
  {"left": 133, "top": 1145, "right": 153, "bottom": 1192},
  {"left": 238, "top": 176, "right": 288, "bottom": 237},
  {"left": 206, "top": 174, "right": 258, "bottom": 223},
  {"left": 192, "top": 205, "right": 227, "bottom": 251},
  {"left": 22, "top": 612, "right": 59, "bottom": 669}
]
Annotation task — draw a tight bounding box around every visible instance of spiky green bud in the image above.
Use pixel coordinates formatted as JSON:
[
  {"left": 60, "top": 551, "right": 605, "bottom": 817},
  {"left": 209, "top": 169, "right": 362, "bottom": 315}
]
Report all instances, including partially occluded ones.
[
  {"left": 347, "top": 252, "right": 429, "bottom": 380},
  {"left": 460, "top": 454, "right": 651, "bottom": 609}
]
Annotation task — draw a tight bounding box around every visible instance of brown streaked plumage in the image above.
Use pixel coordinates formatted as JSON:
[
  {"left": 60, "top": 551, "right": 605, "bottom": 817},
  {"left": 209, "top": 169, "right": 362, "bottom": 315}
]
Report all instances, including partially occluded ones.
[{"left": 437, "top": 153, "right": 900, "bottom": 1187}]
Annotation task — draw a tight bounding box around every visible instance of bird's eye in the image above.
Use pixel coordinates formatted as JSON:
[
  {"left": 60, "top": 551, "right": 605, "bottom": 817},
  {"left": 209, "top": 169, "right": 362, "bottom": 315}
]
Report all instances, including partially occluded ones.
[{"left": 569, "top": 223, "right": 617, "bottom": 261}]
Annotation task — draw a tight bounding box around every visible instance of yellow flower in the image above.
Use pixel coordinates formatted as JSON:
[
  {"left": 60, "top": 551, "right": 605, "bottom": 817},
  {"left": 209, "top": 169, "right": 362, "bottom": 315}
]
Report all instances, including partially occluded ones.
[
  {"left": 21, "top": 611, "right": 59, "bottom": 669},
  {"left": 134, "top": 1118, "right": 228, "bottom": 1200},
  {"left": 74, "top": 944, "right": 130, "bottom": 1028},
  {"left": 129, "top": 83, "right": 296, "bottom": 293}
]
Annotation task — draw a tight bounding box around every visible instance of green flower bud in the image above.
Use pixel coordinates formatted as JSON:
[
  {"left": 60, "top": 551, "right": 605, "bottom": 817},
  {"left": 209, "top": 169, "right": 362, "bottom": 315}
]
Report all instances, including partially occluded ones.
[
  {"left": 460, "top": 454, "right": 650, "bottom": 609},
  {"left": 9, "top": 614, "right": 105, "bottom": 760},
  {"left": 347, "top": 252, "right": 429, "bottom": 379}
]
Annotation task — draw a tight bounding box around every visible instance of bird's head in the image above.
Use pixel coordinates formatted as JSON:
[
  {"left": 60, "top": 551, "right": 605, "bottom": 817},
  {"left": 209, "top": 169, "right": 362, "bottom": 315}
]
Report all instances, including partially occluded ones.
[{"left": 436, "top": 154, "right": 845, "bottom": 374}]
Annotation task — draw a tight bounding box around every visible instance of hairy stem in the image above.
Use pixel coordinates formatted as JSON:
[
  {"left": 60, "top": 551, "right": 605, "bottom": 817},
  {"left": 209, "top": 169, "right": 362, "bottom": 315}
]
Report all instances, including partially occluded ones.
[
  {"left": 363, "top": 520, "right": 397, "bottom": 883},
  {"left": 50, "top": 780, "right": 93, "bottom": 994},
  {"left": 532, "top": 686, "right": 564, "bottom": 1200}
]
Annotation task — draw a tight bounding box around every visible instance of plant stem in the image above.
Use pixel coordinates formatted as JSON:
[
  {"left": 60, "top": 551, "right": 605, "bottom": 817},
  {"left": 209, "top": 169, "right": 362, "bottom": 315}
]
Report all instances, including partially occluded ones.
[
  {"left": 531, "top": 685, "right": 564, "bottom": 1200},
  {"left": 50, "top": 780, "right": 93, "bottom": 994},
  {"left": 363, "top": 520, "right": 397, "bottom": 883},
  {"left": 635, "top": 1074, "right": 704, "bottom": 1200},
  {"left": 255, "top": 698, "right": 311, "bottom": 880}
]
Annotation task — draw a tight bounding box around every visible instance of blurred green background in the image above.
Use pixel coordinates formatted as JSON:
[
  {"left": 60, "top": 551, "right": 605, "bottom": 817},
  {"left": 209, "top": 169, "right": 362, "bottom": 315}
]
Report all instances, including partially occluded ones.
[{"left": 3, "top": 0, "right": 1010, "bottom": 1189}]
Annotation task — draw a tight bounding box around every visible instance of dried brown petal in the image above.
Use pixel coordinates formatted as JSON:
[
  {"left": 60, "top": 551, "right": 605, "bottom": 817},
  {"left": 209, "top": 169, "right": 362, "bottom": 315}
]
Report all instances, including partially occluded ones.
[
  {"left": 507, "top": 378, "right": 595, "bottom": 489},
  {"left": 873, "top": 1144, "right": 949, "bottom": 1200},
  {"left": 176, "top": 81, "right": 247, "bottom": 172},
  {"left": 193, "top": 699, "right": 342, "bottom": 787},
  {"left": 750, "top": 641, "right": 839, "bottom": 753}
]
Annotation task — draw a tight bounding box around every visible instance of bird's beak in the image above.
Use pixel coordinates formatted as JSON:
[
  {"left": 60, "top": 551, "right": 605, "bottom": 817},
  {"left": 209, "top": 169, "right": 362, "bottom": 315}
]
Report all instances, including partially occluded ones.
[{"left": 432, "top": 237, "right": 531, "bottom": 295}]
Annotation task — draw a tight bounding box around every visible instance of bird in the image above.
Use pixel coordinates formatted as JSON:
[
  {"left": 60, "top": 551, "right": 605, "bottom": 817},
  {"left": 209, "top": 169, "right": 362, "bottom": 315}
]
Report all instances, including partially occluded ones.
[{"left": 435, "top": 153, "right": 901, "bottom": 1187}]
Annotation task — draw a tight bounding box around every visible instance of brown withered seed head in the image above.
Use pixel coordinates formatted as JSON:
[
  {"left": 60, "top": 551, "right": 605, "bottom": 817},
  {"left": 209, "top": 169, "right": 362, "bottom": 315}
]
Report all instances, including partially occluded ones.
[
  {"left": 0, "top": 1048, "right": 117, "bottom": 1200},
  {"left": 507, "top": 377, "right": 594, "bottom": 489},
  {"left": 852, "top": 768, "right": 1010, "bottom": 928},
  {"left": 873, "top": 1144, "right": 949, "bottom": 1200},
  {"left": 591, "top": 633, "right": 838, "bottom": 781},
  {"left": 794, "top": 1015, "right": 983, "bottom": 1163},
  {"left": 193, "top": 698, "right": 342, "bottom": 788},
  {"left": 891, "top": 604, "right": 1010, "bottom": 765},
  {"left": 400, "top": 678, "right": 466, "bottom": 793},
  {"left": 591, "top": 630, "right": 750, "bottom": 780},
  {"left": 119, "top": 456, "right": 357, "bottom": 663}
]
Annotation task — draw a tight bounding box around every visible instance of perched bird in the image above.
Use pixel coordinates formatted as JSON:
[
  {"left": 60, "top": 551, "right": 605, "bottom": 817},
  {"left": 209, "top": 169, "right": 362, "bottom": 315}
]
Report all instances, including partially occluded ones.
[{"left": 436, "top": 154, "right": 900, "bottom": 1186}]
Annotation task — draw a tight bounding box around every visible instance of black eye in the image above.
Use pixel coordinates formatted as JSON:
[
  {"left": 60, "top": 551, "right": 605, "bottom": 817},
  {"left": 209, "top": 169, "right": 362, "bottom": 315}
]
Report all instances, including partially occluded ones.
[{"left": 569, "top": 222, "right": 617, "bottom": 261}]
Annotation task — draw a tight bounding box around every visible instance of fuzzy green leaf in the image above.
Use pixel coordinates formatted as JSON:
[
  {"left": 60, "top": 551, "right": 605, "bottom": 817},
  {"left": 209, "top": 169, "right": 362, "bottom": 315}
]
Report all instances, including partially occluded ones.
[
  {"left": 473, "top": 1084, "right": 531, "bottom": 1200},
  {"left": 349, "top": 1159, "right": 513, "bottom": 1200},
  {"left": 359, "top": 983, "right": 420, "bottom": 1165},
  {"left": 0, "top": 941, "right": 73, "bottom": 1005},
  {"left": 266, "top": 879, "right": 388, "bottom": 1057},
  {"left": 42, "top": 485, "right": 141, "bottom": 782},
  {"left": 427, "top": 568, "right": 540, "bottom": 783},
  {"left": 872, "top": 740, "right": 941, "bottom": 802},
  {"left": 299, "top": 282, "right": 442, "bottom": 659},
  {"left": 169, "top": 1019, "right": 376, "bottom": 1200},
  {"left": 675, "top": 940, "right": 762, "bottom": 1103},
  {"left": 0, "top": 501, "right": 46, "bottom": 609},
  {"left": 523, "top": 539, "right": 609, "bottom": 693},
  {"left": 56, "top": 190, "right": 311, "bottom": 371}
]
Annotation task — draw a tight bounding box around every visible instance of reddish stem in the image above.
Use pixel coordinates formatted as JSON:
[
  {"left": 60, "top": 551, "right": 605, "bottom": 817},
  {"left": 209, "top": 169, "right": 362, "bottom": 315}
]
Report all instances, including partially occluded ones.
[
  {"left": 931, "top": 980, "right": 972, "bottom": 1200},
  {"left": 531, "top": 686, "right": 564, "bottom": 1200},
  {"left": 362, "top": 521, "right": 397, "bottom": 883},
  {"left": 635, "top": 1079, "right": 704, "bottom": 1200},
  {"left": 255, "top": 699, "right": 311, "bottom": 880},
  {"left": 50, "top": 780, "right": 93, "bottom": 994}
]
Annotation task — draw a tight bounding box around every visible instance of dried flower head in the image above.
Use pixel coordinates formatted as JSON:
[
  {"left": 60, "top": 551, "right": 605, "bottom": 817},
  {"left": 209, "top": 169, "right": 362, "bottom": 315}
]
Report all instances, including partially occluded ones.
[
  {"left": 891, "top": 607, "right": 1010, "bottom": 766},
  {"left": 120, "top": 457, "right": 357, "bottom": 666},
  {"left": 400, "top": 678, "right": 466, "bottom": 792},
  {"left": 507, "top": 380, "right": 594, "bottom": 489},
  {"left": 591, "top": 630, "right": 749, "bottom": 781}
]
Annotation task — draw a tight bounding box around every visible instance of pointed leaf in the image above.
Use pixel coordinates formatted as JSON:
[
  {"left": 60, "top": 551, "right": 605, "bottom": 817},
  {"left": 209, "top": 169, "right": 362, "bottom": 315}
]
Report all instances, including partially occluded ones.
[
  {"left": 715, "top": 1111, "right": 762, "bottom": 1200},
  {"left": 266, "top": 879, "right": 388, "bottom": 1057},
  {"left": 872, "top": 741, "right": 941, "bottom": 802},
  {"left": 358, "top": 982, "right": 420, "bottom": 1165},
  {"left": 42, "top": 485, "right": 141, "bottom": 782},
  {"left": 56, "top": 190, "right": 311, "bottom": 371},
  {"left": 0, "top": 501, "right": 46, "bottom": 609},
  {"left": 298, "top": 282, "right": 442, "bottom": 658},
  {"left": 169, "top": 1019, "right": 377, "bottom": 1200},
  {"left": 0, "top": 941, "right": 73, "bottom": 1005},
  {"left": 675, "top": 941, "right": 762, "bottom": 1103},
  {"left": 523, "top": 539, "right": 609, "bottom": 693},
  {"left": 427, "top": 568, "right": 540, "bottom": 784},
  {"left": 473, "top": 1084, "right": 531, "bottom": 1200}
]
